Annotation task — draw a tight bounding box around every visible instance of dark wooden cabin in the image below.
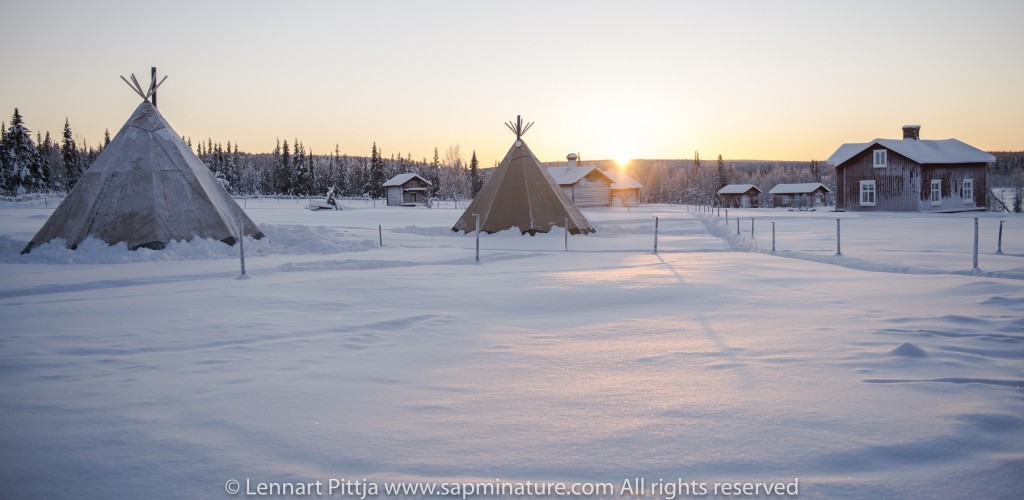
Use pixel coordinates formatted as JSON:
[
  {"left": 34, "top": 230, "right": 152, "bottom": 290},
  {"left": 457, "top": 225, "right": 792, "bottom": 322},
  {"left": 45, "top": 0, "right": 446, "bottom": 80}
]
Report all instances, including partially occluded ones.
[
  {"left": 769, "top": 183, "right": 831, "bottom": 209},
  {"left": 383, "top": 173, "right": 432, "bottom": 206},
  {"left": 717, "top": 184, "right": 762, "bottom": 208},
  {"left": 827, "top": 126, "right": 994, "bottom": 212}
]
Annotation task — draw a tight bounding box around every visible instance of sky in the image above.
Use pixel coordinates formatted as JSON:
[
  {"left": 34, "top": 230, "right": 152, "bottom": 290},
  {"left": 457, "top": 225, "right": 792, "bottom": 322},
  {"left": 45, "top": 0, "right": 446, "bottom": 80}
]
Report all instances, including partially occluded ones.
[{"left": 2, "top": 0, "right": 1022, "bottom": 166}]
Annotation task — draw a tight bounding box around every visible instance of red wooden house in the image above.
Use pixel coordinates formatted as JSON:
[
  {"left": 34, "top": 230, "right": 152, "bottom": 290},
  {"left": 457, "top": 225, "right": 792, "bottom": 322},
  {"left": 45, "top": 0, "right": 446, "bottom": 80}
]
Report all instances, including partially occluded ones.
[{"left": 827, "top": 126, "right": 994, "bottom": 212}]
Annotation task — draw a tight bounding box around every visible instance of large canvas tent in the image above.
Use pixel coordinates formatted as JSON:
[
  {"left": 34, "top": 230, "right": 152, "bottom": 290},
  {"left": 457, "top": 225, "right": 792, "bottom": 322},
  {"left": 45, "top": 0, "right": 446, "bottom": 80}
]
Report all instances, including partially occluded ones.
[
  {"left": 452, "top": 116, "right": 595, "bottom": 235},
  {"left": 23, "top": 72, "right": 263, "bottom": 253}
]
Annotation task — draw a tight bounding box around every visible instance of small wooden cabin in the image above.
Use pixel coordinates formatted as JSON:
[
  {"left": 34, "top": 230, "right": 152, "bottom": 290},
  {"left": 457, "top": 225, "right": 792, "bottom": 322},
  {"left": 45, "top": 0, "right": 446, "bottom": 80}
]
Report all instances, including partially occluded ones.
[
  {"left": 769, "top": 183, "right": 831, "bottom": 209},
  {"left": 546, "top": 153, "right": 643, "bottom": 208},
  {"left": 827, "top": 126, "right": 994, "bottom": 212},
  {"left": 383, "top": 173, "right": 432, "bottom": 206},
  {"left": 718, "top": 184, "right": 762, "bottom": 208},
  {"left": 607, "top": 170, "right": 642, "bottom": 208}
]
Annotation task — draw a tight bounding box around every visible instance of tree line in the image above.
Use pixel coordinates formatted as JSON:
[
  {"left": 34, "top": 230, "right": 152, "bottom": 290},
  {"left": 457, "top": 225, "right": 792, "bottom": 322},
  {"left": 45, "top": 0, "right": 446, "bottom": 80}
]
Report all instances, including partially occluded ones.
[
  {"left": 0, "top": 108, "right": 486, "bottom": 202},
  {"left": 0, "top": 108, "right": 110, "bottom": 195},
  {"left": 198, "top": 140, "right": 485, "bottom": 203},
  {"left": 3, "top": 107, "right": 1022, "bottom": 212}
]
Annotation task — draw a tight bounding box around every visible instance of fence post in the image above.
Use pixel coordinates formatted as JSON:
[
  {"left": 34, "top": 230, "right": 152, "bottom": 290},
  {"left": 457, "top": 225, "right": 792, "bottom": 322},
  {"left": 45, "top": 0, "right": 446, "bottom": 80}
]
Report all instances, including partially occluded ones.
[
  {"left": 736, "top": 217, "right": 740, "bottom": 235},
  {"left": 564, "top": 217, "right": 568, "bottom": 252},
  {"left": 378, "top": 224, "right": 383, "bottom": 247},
  {"left": 996, "top": 219, "right": 1005, "bottom": 255},
  {"left": 771, "top": 221, "right": 776, "bottom": 253},
  {"left": 474, "top": 213, "right": 480, "bottom": 263},
  {"left": 973, "top": 217, "right": 979, "bottom": 271},
  {"left": 654, "top": 216, "right": 659, "bottom": 254},
  {"left": 835, "top": 218, "right": 842, "bottom": 256},
  {"left": 725, "top": 208, "right": 728, "bottom": 224},
  {"left": 238, "top": 217, "right": 246, "bottom": 276},
  {"left": 751, "top": 218, "right": 755, "bottom": 239}
]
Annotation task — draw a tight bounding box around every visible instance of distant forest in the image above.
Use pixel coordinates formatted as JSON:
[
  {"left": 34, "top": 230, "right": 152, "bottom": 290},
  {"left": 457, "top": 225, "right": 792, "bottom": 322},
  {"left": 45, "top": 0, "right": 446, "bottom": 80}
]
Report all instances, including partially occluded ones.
[{"left": 3, "top": 108, "right": 1023, "bottom": 211}]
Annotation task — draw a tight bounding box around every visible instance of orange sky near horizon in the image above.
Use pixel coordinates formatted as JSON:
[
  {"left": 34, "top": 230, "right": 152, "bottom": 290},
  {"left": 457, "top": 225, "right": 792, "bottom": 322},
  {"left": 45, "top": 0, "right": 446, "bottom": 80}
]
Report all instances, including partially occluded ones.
[{"left": 2, "top": 1, "right": 1022, "bottom": 167}]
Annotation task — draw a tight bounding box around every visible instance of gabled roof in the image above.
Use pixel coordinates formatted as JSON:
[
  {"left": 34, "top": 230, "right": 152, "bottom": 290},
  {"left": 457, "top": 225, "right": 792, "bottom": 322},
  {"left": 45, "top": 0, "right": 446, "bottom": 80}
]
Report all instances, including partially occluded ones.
[
  {"left": 546, "top": 165, "right": 643, "bottom": 191},
  {"left": 769, "top": 183, "right": 832, "bottom": 195},
  {"left": 545, "top": 165, "right": 614, "bottom": 185},
  {"left": 602, "top": 168, "right": 643, "bottom": 190},
  {"left": 383, "top": 173, "right": 431, "bottom": 187},
  {"left": 718, "top": 184, "right": 762, "bottom": 195},
  {"left": 827, "top": 138, "right": 995, "bottom": 166}
]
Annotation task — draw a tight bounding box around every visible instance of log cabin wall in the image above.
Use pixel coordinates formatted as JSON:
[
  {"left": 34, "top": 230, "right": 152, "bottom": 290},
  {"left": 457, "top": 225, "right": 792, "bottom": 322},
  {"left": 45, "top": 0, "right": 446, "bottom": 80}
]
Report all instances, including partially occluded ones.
[
  {"left": 611, "top": 188, "right": 640, "bottom": 207},
  {"left": 566, "top": 171, "right": 612, "bottom": 207},
  {"left": 919, "top": 163, "right": 987, "bottom": 211},
  {"left": 837, "top": 148, "right": 920, "bottom": 212},
  {"left": 386, "top": 186, "right": 403, "bottom": 206}
]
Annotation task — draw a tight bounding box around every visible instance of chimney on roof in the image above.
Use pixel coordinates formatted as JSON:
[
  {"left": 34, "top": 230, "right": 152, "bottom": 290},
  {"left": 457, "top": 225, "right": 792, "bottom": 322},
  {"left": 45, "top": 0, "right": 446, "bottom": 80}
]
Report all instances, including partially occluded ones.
[
  {"left": 902, "top": 125, "right": 920, "bottom": 140},
  {"left": 566, "top": 152, "right": 578, "bottom": 169}
]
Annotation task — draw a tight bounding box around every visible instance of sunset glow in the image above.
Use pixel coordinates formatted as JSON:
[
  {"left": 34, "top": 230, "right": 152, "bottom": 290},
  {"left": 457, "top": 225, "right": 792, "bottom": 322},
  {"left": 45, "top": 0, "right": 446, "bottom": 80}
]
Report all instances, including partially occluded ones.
[{"left": 2, "top": 1, "right": 1021, "bottom": 165}]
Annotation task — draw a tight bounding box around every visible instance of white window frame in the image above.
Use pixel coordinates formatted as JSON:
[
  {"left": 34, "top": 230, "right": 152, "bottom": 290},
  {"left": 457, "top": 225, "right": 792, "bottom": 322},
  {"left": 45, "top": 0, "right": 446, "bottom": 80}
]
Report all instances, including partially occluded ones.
[
  {"left": 930, "top": 179, "right": 942, "bottom": 206},
  {"left": 961, "top": 178, "right": 974, "bottom": 204},
  {"left": 872, "top": 149, "right": 887, "bottom": 168},
  {"left": 859, "top": 180, "right": 876, "bottom": 206}
]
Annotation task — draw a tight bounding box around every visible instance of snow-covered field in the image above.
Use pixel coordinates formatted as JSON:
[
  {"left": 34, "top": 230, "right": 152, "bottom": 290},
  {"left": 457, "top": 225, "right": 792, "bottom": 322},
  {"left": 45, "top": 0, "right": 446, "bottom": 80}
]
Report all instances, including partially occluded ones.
[{"left": 1, "top": 200, "right": 1022, "bottom": 499}]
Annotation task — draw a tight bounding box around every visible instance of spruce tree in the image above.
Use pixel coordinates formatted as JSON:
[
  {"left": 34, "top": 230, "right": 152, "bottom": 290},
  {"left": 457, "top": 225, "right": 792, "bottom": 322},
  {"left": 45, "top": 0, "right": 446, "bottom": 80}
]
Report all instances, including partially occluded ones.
[
  {"left": 0, "top": 121, "right": 5, "bottom": 193},
  {"left": 469, "top": 150, "right": 481, "bottom": 196},
  {"left": 59, "top": 119, "right": 79, "bottom": 191},
  {"left": 2, "top": 109, "right": 38, "bottom": 195},
  {"left": 279, "top": 139, "right": 291, "bottom": 194},
  {"left": 35, "top": 132, "right": 53, "bottom": 190},
  {"left": 429, "top": 147, "right": 441, "bottom": 197},
  {"left": 292, "top": 139, "right": 306, "bottom": 195},
  {"left": 716, "top": 154, "right": 727, "bottom": 191},
  {"left": 370, "top": 142, "right": 385, "bottom": 198}
]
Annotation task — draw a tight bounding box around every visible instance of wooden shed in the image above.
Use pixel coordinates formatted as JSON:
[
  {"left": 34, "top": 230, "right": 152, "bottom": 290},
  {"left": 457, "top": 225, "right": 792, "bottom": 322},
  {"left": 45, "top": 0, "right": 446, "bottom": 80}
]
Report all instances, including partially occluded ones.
[
  {"left": 769, "top": 183, "right": 831, "bottom": 209},
  {"left": 717, "top": 184, "right": 762, "bottom": 208},
  {"left": 383, "top": 173, "right": 432, "bottom": 206},
  {"left": 546, "top": 153, "right": 643, "bottom": 208},
  {"left": 606, "top": 169, "right": 642, "bottom": 208},
  {"left": 827, "top": 126, "right": 994, "bottom": 212},
  {"left": 546, "top": 154, "right": 613, "bottom": 207}
]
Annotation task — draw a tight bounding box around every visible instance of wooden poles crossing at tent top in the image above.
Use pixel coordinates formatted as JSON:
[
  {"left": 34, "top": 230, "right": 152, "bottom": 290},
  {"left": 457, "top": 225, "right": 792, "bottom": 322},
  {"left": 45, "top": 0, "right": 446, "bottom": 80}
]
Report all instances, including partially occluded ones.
[
  {"left": 120, "top": 67, "right": 168, "bottom": 107},
  {"left": 504, "top": 115, "right": 534, "bottom": 140}
]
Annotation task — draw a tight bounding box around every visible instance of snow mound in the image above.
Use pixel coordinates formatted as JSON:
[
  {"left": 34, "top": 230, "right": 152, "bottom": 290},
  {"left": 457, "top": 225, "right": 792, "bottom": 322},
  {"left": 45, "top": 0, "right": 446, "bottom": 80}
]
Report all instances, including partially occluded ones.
[
  {"left": 0, "top": 235, "right": 247, "bottom": 264},
  {"left": 891, "top": 342, "right": 928, "bottom": 357},
  {"left": 0, "top": 223, "right": 376, "bottom": 264}
]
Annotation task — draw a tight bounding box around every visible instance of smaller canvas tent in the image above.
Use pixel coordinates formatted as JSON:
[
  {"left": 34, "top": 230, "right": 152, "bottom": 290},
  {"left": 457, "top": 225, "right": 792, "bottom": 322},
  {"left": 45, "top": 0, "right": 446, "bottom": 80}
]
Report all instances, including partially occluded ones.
[
  {"left": 23, "top": 71, "right": 263, "bottom": 253},
  {"left": 452, "top": 116, "right": 595, "bottom": 235}
]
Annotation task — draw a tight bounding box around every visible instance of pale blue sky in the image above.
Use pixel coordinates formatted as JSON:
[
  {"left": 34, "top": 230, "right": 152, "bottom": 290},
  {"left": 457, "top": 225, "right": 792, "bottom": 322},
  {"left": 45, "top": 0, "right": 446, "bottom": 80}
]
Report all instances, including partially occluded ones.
[{"left": 2, "top": 0, "right": 1021, "bottom": 165}]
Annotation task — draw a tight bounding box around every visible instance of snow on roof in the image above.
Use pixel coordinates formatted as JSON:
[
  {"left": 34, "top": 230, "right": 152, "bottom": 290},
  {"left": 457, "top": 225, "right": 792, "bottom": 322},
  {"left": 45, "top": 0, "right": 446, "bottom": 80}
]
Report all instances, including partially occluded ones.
[
  {"left": 545, "top": 164, "right": 641, "bottom": 190},
  {"left": 601, "top": 168, "right": 643, "bottom": 190},
  {"left": 383, "top": 173, "right": 431, "bottom": 187},
  {"left": 545, "top": 165, "right": 613, "bottom": 185},
  {"left": 718, "top": 184, "right": 762, "bottom": 195},
  {"left": 827, "top": 138, "right": 996, "bottom": 166},
  {"left": 769, "top": 183, "right": 832, "bottom": 195}
]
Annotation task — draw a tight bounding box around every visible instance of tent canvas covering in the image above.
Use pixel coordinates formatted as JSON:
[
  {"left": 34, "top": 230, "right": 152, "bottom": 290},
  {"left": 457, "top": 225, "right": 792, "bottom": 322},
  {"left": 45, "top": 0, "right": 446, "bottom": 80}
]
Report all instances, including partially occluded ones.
[
  {"left": 23, "top": 101, "right": 263, "bottom": 253},
  {"left": 452, "top": 137, "right": 595, "bottom": 235}
]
